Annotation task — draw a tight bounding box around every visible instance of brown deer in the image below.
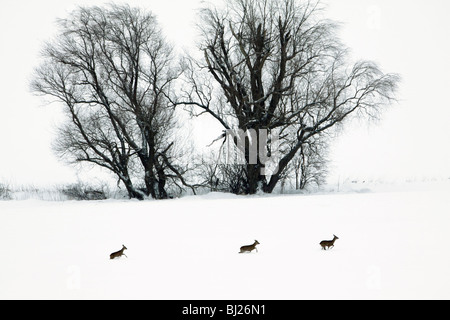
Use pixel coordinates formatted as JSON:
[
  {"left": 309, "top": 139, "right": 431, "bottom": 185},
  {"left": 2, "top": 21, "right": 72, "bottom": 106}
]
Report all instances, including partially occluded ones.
[
  {"left": 320, "top": 235, "right": 339, "bottom": 250},
  {"left": 110, "top": 245, "right": 128, "bottom": 259},
  {"left": 239, "top": 240, "right": 260, "bottom": 253}
]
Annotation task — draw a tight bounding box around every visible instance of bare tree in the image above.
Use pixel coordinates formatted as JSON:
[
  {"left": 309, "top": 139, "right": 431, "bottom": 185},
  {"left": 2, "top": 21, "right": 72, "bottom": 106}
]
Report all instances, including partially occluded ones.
[
  {"left": 178, "top": 0, "right": 399, "bottom": 194},
  {"left": 291, "top": 135, "right": 328, "bottom": 190},
  {"left": 32, "top": 4, "right": 193, "bottom": 199}
]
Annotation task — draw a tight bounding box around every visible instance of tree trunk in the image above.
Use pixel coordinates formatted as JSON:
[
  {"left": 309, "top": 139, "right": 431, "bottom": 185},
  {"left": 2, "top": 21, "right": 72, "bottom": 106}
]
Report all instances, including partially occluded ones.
[
  {"left": 121, "top": 176, "right": 144, "bottom": 200},
  {"left": 246, "top": 163, "right": 259, "bottom": 194},
  {"left": 155, "top": 158, "right": 168, "bottom": 199}
]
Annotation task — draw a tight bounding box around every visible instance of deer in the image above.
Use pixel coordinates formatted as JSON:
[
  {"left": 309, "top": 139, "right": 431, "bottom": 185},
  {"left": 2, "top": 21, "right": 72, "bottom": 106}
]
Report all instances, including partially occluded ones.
[
  {"left": 239, "top": 240, "right": 260, "bottom": 253},
  {"left": 320, "top": 235, "right": 339, "bottom": 250},
  {"left": 110, "top": 245, "right": 128, "bottom": 259}
]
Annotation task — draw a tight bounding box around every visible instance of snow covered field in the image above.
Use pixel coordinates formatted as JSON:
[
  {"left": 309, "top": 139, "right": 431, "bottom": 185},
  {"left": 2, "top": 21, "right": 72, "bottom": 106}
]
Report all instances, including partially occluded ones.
[{"left": 1, "top": 181, "right": 450, "bottom": 300}]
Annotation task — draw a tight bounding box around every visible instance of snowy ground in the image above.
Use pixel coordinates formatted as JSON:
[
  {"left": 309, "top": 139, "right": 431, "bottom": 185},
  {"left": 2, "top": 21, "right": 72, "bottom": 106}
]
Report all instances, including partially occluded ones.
[{"left": 1, "top": 180, "right": 450, "bottom": 300}]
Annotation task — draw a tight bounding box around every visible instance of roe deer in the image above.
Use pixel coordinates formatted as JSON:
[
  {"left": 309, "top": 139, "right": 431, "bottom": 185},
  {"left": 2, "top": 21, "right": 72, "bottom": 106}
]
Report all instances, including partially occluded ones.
[
  {"left": 320, "top": 235, "right": 339, "bottom": 250},
  {"left": 110, "top": 245, "right": 128, "bottom": 259},
  {"left": 239, "top": 240, "right": 260, "bottom": 253}
]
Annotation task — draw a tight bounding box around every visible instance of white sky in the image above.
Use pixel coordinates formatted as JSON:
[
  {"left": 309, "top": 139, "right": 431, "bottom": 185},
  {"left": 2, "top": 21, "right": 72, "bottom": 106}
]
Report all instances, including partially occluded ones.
[{"left": 0, "top": 0, "right": 449, "bottom": 187}]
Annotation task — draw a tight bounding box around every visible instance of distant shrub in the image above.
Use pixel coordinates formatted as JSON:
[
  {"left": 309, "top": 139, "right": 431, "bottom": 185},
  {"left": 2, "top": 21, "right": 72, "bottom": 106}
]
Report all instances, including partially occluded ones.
[
  {"left": 61, "top": 183, "right": 107, "bottom": 201},
  {"left": 0, "top": 183, "right": 12, "bottom": 200}
]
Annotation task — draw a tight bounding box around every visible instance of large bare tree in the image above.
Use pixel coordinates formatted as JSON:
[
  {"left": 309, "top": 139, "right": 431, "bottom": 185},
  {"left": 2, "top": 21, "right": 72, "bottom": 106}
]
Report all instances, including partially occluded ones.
[
  {"left": 32, "top": 4, "right": 193, "bottom": 199},
  {"left": 178, "top": 0, "right": 399, "bottom": 194}
]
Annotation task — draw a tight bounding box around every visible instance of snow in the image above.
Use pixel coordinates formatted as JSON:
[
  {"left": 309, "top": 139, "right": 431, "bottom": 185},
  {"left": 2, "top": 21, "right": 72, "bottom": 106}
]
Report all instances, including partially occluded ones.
[{"left": 1, "top": 180, "right": 450, "bottom": 299}]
